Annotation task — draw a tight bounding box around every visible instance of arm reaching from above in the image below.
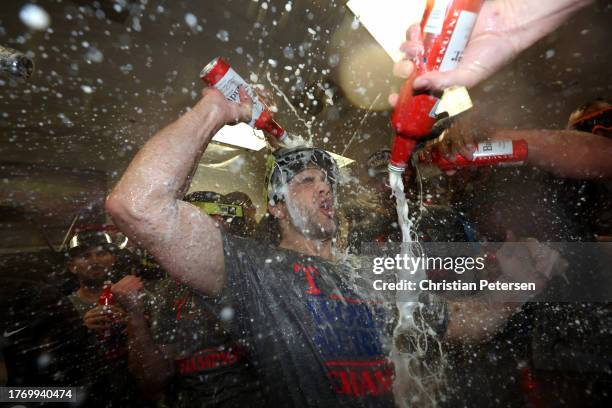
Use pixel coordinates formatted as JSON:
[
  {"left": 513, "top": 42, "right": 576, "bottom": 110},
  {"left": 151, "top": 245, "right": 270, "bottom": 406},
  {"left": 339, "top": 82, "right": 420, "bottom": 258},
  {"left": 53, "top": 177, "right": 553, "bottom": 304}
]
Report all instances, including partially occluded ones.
[
  {"left": 390, "top": 0, "right": 592, "bottom": 100},
  {"left": 106, "top": 88, "right": 252, "bottom": 296}
]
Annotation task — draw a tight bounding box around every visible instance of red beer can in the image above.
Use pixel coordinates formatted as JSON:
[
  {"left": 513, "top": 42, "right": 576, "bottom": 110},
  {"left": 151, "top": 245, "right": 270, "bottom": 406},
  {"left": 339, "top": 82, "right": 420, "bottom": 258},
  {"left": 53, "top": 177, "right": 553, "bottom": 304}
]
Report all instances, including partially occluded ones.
[
  {"left": 201, "top": 57, "right": 289, "bottom": 143},
  {"left": 98, "top": 281, "right": 114, "bottom": 340}
]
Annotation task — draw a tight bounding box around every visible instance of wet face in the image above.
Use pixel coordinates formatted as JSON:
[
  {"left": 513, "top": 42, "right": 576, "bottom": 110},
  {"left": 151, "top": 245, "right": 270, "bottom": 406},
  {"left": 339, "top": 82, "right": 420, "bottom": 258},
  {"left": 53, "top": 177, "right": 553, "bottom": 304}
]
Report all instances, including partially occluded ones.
[
  {"left": 283, "top": 168, "right": 337, "bottom": 240},
  {"left": 68, "top": 246, "right": 116, "bottom": 287}
]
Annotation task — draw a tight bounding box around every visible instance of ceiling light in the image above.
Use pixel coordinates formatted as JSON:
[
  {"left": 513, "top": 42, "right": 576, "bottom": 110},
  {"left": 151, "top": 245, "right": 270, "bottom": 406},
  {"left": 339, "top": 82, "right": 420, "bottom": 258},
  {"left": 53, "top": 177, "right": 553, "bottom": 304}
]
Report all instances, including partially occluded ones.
[
  {"left": 212, "top": 123, "right": 267, "bottom": 151},
  {"left": 347, "top": 0, "right": 424, "bottom": 62}
]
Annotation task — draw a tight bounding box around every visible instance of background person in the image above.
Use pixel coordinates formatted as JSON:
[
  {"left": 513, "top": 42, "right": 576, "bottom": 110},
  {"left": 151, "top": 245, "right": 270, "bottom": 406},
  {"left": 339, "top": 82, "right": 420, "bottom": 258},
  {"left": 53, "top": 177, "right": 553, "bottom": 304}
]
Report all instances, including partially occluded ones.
[
  {"left": 64, "top": 227, "right": 156, "bottom": 407},
  {"left": 222, "top": 191, "right": 258, "bottom": 238},
  {"left": 411, "top": 98, "right": 612, "bottom": 407}
]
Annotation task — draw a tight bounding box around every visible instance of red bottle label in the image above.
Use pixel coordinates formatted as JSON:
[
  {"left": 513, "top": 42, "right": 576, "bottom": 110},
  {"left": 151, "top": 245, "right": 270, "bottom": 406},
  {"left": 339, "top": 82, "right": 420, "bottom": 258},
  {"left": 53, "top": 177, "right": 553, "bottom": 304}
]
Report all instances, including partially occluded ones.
[
  {"left": 425, "top": 140, "right": 528, "bottom": 170},
  {"left": 98, "top": 284, "right": 114, "bottom": 306}
]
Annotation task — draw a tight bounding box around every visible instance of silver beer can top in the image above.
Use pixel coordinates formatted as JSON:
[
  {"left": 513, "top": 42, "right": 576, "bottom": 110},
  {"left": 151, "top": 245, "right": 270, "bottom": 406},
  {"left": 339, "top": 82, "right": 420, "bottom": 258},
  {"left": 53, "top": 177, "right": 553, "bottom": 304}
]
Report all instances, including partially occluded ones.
[{"left": 200, "top": 56, "right": 221, "bottom": 79}]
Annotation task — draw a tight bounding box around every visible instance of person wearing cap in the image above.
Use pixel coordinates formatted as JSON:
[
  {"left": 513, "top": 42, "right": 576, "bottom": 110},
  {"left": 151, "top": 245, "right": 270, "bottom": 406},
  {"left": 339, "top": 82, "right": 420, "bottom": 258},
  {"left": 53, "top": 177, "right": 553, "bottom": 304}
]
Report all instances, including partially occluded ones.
[
  {"left": 222, "top": 191, "right": 258, "bottom": 238},
  {"left": 65, "top": 228, "right": 125, "bottom": 324},
  {"left": 115, "top": 190, "right": 265, "bottom": 407},
  {"left": 64, "top": 227, "right": 157, "bottom": 407},
  {"left": 183, "top": 190, "right": 257, "bottom": 238},
  {"left": 107, "top": 88, "right": 560, "bottom": 406},
  {"left": 183, "top": 190, "right": 225, "bottom": 223}
]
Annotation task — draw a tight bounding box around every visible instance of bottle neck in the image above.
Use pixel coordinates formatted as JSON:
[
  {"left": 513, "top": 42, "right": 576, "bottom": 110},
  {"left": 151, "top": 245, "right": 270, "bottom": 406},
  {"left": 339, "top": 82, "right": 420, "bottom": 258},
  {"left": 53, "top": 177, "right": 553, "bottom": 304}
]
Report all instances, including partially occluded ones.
[
  {"left": 255, "top": 111, "right": 287, "bottom": 141},
  {"left": 388, "top": 136, "right": 417, "bottom": 172}
]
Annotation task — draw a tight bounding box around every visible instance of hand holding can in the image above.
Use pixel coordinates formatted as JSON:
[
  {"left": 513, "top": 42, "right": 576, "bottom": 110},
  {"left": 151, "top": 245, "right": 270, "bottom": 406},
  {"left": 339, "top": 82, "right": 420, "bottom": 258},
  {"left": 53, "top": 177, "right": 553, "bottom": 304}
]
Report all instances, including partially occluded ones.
[{"left": 201, "top": 57, "right": 289, "bottom": 145}]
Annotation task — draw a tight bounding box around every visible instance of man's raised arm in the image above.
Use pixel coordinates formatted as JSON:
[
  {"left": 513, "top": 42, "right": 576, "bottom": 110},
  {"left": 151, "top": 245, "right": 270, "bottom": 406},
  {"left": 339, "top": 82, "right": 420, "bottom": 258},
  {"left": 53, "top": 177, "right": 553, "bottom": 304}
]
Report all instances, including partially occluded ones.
[{"left": 106, "top": 88, "right": 252, "bottom": 295}]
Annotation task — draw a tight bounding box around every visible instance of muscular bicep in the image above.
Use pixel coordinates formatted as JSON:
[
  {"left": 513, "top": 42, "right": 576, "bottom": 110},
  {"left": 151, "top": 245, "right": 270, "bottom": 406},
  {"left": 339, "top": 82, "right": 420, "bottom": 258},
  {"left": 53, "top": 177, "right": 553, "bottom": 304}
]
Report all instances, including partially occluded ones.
[{"left": 117, "top": 199, "right": 226, "bottom": 296}]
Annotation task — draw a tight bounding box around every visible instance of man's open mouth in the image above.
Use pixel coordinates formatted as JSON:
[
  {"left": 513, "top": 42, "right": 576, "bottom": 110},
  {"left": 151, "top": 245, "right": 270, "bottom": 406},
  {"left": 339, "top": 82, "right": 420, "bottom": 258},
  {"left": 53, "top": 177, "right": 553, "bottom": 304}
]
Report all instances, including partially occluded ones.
[{"left": 319, "top": 199, "right": 335, "bottom": 218}]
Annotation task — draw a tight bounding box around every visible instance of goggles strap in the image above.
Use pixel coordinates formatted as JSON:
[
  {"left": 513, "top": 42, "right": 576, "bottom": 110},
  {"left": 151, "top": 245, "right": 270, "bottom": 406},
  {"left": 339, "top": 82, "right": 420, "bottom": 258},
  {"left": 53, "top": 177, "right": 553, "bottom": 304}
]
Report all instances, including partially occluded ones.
[{"left": 193, "top": 202, "right": 244, "bottom": 217}]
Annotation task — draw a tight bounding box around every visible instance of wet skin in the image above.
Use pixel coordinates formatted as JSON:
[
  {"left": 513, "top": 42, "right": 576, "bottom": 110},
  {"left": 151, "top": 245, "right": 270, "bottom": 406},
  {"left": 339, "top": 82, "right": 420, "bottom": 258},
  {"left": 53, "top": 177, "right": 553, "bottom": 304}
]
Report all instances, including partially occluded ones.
[{"left": 284, "top": 168, "right": 337, "bottom": 240}]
